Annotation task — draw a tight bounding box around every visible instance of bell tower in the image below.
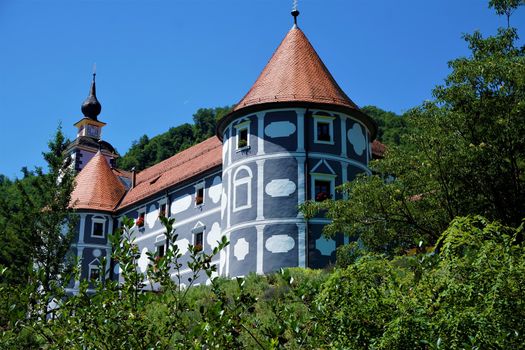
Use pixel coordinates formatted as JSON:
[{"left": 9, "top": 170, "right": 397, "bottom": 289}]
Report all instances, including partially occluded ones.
[{"left": 66, "top": 72, "right": 119, "bottom": 172}]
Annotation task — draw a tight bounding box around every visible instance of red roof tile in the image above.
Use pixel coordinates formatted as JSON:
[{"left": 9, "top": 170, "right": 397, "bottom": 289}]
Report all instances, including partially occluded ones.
[
  {"left": 217, "top": 26, "right": 376, "bottom": 138},
  {"left": 70, "top": 151, "right": 127, "bottom": 212},
  {"left": 117, "top": 137, "right": 222, "bottom": 210},
  {"left": 234, "top": 27, "right": 358, "bottom": 112},
  {"left": 372, "top": 140, "right": 386, "bottom": 158}
]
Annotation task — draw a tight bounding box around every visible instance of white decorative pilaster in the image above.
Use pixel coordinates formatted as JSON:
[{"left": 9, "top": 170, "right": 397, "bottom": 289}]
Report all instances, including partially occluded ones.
[
  {"left": 257, "top": 113, "right": 265, "bottom": 155},
  {"left": 340, "top": 115, "right": 347, "bottom": 157},
  {"left": 228, "top": 126, "right": 232, "bottom": 166},
  {"left": 365, "top": 129, "right": 370, "bottom": 165},
  {"left": 74, "top": 246, "right": 84, "bottom": 288},
  {"left": 78, "top": 213, "right": 86, "bottom": 244},
  {"left": 341, "top": 162, "right": 349, "bottom": 200},
  {"left": 256, "top": 159, "right": 265, "bottom": 220},
  {"left": 256, "top": 224, "right": 265, "bottom": 274},
  {"left": 226, "top": 169, "right": 232, "bottom": 229},
  {"left": 296, "top": 156, "right": 306, "bottom": 218},
  {"left": 297, "top": 222, "right": 306, "bottom": 268},
  {"left": 297, "top": 109, "right": 305, "bottom": 152}
]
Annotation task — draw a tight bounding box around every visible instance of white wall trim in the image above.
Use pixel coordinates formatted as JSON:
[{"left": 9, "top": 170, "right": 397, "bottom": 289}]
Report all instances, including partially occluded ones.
[
  {"left": 256, "top": 224, "right": 265, "bottom": 274},
  {"left": 257, "top": 112, "right": 265, "bottom": 156},
  {"left": 221, "top": 217, "right": 305, "bottom": 237},
  {"left": 296, "top": 156, "right": 306, "bottom": 218},
  {"left": 232, "top": 165, "right": 253, "bottom": 212},
  {"left": 297, "top": 108, "right": 306, "bottom": 152},
  {"left": 297, "top": 222, "right": 306, "bottom": 268},
  {"left": 78, "top": 213, "right": 86, "bottom": 244},
  {"left": 223, "top": 151, "right": 369, "bottom": 175},
  {"left": 340, "top": 114, "right": 347, "bottom": 157},
  {"left": 256, "top": 160, "right": 265, "bottom": 220},
  {"left": 133, "top": 207, "right": 220, "bottom": 244}
]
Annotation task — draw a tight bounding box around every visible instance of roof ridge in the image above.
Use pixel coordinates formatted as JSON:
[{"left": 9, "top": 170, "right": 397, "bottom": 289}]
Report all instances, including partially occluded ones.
[{"left": 135, "top": 137, "right": 221, "bottom": 185}]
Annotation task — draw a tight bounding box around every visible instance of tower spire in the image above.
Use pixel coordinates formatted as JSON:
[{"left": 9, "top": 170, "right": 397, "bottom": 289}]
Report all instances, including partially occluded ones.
[
  {"left": 81, "top": 68, "right": 102, "bottom": 120},
  {"left": 291, "top": 0, "right": 300, "bottom": 27}
]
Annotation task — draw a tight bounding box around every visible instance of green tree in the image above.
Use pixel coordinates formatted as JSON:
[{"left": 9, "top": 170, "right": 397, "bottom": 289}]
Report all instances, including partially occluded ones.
[
  {"left": 302, "top": 14, "right": 525, "bottom": 254},
  {"left": 489, "top": 0, "right": 524, "bottom": 27}
]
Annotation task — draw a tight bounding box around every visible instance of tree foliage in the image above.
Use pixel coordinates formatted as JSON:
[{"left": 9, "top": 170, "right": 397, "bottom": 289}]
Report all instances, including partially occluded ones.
[
  {"left": 117, "top": 106, "right": 232, "bottom": 171},
  {"left": 302, "top": 23, "right": 525, "bottom": 254}
]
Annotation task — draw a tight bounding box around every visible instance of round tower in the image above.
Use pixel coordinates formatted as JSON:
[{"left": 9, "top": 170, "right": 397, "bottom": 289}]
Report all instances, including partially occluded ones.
[{"left": 216, "top": 11, "right": 377, "bottom": 277}]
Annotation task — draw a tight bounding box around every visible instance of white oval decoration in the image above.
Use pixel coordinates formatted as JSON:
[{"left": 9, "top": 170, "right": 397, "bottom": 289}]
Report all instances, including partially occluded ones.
[
  {"left": 113, "top": 263, "right": 120, "bottom": 275},
  {"left": 176, "top": 238, "right": 190, "bottom": 255},
  {"left": 265, "top": 235, "right": 295, "bottom": 253},
  {"left": 146, "top": 204, "right": 158, "bottom": 229},
  {"left": 170, "top": 195, "right": 192, "bottom": 215},
  {"left": 265, "top": 179, "right": 296, "bottom": 198},
  {"left": 207, "top": 222, "right": 222, "bottom": 249},
  {"left": 264, "top": 121, "right": 296, "bottom": 138},
  {"left": 92, "top": 248, "right": 101, "bottom": 258},
  {"left": 208, "top": 176, "right": 222, "bottom": 204},
  {"left": 138, "top": 247, "right": 149, "bottom": 273},
  {"left": 234, "top": 238, "right": 249, "bottom": 261},
  {"left": 348, "top": 123, "right": 366, "bottom": 156},
  {"left": 315, "top": 237, "right": 336, "bottom": 256}
]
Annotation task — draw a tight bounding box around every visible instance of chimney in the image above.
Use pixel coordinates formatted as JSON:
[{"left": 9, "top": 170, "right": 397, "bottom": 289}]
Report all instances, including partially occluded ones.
[{"left": 131, "top": 167, "right": 136, "bottom": 188}]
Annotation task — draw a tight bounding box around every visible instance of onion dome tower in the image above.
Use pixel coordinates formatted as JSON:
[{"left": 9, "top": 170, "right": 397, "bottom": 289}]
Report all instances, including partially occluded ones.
[
  {"left": 216, "top": 8, "right": 377, "bottom": 276},
  {"left": 66, "top": 73, "right": 119, "bottom": 172}
]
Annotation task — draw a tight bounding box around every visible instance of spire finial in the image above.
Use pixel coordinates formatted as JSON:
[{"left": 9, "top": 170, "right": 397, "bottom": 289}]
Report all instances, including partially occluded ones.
[{"left": 291, "top": 0, "right": 300, "bottom": 27}]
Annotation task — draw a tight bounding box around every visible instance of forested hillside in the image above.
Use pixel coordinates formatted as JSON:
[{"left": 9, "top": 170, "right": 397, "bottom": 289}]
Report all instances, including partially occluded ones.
[{"left": 116, "top": 105, "right": 406, "bottom": 172}]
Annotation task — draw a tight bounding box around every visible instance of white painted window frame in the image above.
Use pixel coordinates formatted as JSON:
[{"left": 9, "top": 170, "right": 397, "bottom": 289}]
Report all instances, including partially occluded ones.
[
  {"left": 313, "top": 115, "right": 335, "bottom": 145},
  {"left": 233, "top": 165, "right": 253, "bottom": 212},
  {"left": 193, "top": 224, "right": 205, "bottom": 252},
  {"left": 235, "top": 121, "right": 251, "bottom": 151},
  {"left": 310, "top": 173, "right": 337, "bottom": 201},
  {"left": 155, "top": 234, "right": 167, "bottom": 257},
  {"left": 194, "top": 181, "right": 206, "bottom": 207},
  {"left": 91, "top": 215, "right": 106, "bottom": 238},
  {"left": 88, "top": 259, "right": 102, "bottom": 282},
  {"left": 158, "top": 197, "right": 168, "bottom": 218}
]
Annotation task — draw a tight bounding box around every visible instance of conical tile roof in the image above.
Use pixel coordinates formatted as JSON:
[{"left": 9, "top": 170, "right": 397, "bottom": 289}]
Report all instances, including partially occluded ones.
[
  {"left": 70, "top": 151, "right": 126, "bottom": 212},
  {"left": 218, "top": 26, "right": 376, "bottom": 138}
]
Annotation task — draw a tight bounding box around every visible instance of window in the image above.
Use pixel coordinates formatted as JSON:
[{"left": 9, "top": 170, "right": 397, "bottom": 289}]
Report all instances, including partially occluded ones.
[
  {"left": 93, "top": 222, "right": 104, "bottom": 237},
  {"left": 156, "top": 243, "right": 166, "bottom": 258},
  {"left": 159, "top": 203, "right": 167, "bottom": 218},
  {"left": 314, "top": 179, "right": 332, "bottom": 202},
  {"left": 310, "top": 174, "right": 336, "bottom": 202},
  {"left": 195, "top": 182, "right": 205, "bottom": 206},
  {"left": 91, "top": 216, "right": 105, "bottom": 238},
  {"left": 88, "top": 259, "right": 102, "bottom": 281},
  {"left": 194, "top": 231, "right": 203, "bottom": 252},
  {"left": 313, "top": 116, "right": 335, "bottom": 144},
  {"left": 136, "top": 212, "right": 145, "bottom": 228},
  {"left": 233, "top": 166, "right": 253, "bottom": 212},
  {"left": 235, "top": 121, "right": 250, "bottom": 150}
]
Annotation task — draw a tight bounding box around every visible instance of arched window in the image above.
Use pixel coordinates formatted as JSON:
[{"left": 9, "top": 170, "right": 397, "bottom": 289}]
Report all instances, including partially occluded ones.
[{"left": 233, "top": 166, "right": 253, "bottom": 212}]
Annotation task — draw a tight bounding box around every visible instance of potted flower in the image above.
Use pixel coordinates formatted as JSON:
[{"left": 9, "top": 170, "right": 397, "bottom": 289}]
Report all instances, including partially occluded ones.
[
  {"left": 238, "top": 139, "right": 248, "bottom": 148},
  {"left": 194, "top": 243, "right": 203, "bottom": 252},
  {"left": 136, "top": 216, "right": 145, "bottom": 228},
  {"left": 195, "top": 195, "right": 204, "bottom": 205},
  {"left": 315, "top": 191, "right": 330, "bottom": 202}
]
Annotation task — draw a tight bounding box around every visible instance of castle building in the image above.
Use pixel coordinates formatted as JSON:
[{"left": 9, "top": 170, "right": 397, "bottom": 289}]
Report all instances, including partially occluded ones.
[{"left": 68, "top": 11, "right": 383, "bottom": 291}]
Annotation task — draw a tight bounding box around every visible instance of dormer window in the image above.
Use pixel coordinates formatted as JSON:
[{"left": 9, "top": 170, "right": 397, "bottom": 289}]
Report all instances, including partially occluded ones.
[
  {"left": 313, "top": 116, "right": 335, "bottom": 144},
  {"left": 235, "top": 121, "right": 250, "bottom": 150}
]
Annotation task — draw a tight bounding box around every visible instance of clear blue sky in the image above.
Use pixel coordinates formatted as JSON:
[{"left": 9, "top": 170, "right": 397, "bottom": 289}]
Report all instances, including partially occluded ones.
[{"left": 1, "top": 0, "right": 523, "bottom": 178}]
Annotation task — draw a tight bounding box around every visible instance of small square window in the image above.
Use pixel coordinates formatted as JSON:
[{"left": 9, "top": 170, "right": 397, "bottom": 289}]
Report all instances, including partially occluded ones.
[
  {"left": 156, "top": 243, "right": 166, "bottom": 258},
  {"left": 195, "top": 231, "right": 203, "bottom": 252},
  {"left": 93, "top": 222, "right": 104, "bottom": 237},
  {"left": 314, "top": 180, "right": 332, "bottom": 202},
  {"left": 236, "top": 125, "right": 249, "bottom": 149},
  {"left": 195, "top": 184, "right": 205, "bottom": 206},
  {"left": 159, "top": 203, "right": 167, "bottom": 217},
  {"left": 317, "top": 122, "right": 331, "bottom": 142},
  {"left": 89, "top": 266, "right": 101, "bottom": 281}
]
